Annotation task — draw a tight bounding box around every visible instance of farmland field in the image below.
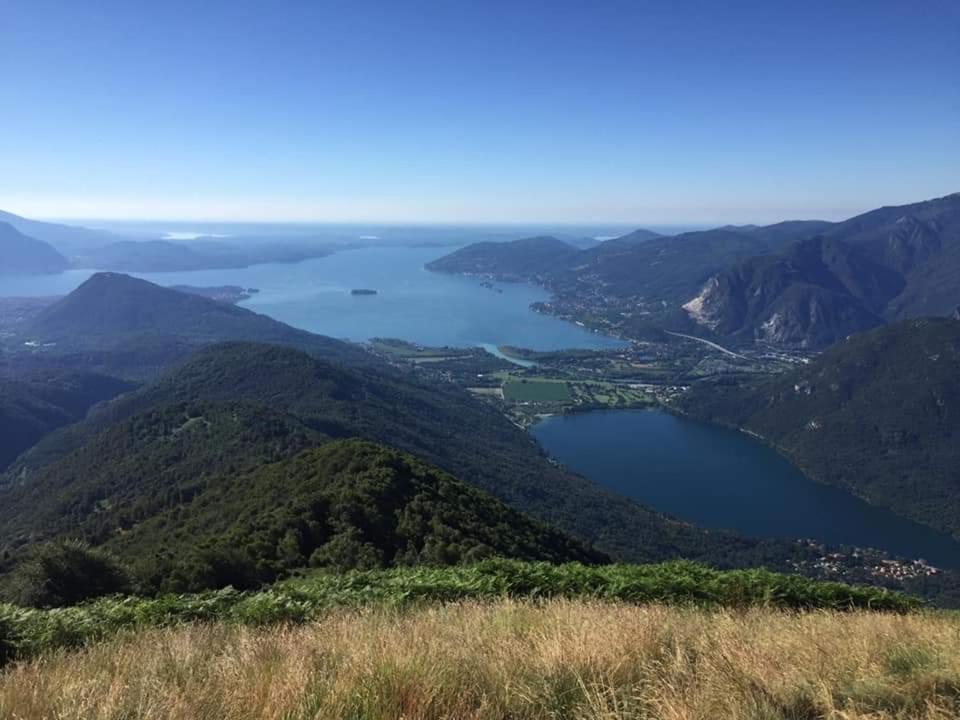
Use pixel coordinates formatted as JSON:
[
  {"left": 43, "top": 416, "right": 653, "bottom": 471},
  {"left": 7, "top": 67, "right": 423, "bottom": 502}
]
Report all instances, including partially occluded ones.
[{"left": 502, "top": 378, "right": 572, "bottom": 402}]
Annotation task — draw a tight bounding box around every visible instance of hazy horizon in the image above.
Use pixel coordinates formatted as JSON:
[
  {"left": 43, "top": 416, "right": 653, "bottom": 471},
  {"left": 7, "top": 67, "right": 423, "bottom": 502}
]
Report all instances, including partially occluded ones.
[{"left": 13, "top": 190, "right": 958, "bottom": 233}]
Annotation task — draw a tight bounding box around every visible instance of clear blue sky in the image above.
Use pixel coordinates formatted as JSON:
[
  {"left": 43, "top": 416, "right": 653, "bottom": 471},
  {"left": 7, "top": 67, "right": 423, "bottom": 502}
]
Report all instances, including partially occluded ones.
[{"left": 2, "top": 0, "right": 958, "bottom": 224}]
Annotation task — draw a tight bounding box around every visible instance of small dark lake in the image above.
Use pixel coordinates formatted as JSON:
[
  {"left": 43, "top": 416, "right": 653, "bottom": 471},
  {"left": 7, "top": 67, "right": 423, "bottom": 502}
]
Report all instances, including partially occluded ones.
[{"left": 532, "top": 409, "right": 960, "bottom": 568}]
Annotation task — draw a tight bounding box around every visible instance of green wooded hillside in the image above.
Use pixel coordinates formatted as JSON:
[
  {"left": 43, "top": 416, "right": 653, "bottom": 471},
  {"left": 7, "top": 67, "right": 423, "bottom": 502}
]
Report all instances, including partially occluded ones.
[
  {"left": 2, "top": 342, "right": 809, "bottom": 578},
  {"left": 681, "top": 317, "right": 960, "bottom": 538},
  {"left": 0, "top": 370, "right": 134, "bottom": 471}
]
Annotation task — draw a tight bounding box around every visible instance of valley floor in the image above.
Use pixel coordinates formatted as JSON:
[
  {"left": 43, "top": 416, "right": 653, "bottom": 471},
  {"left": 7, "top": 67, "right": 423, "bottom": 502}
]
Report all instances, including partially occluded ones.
[{"left": 3, "top": 600, "right": 959, "bottom": 720}]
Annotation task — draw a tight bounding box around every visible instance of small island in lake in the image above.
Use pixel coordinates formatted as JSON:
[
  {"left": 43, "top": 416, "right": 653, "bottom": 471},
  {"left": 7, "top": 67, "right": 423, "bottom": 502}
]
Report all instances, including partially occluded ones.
[{"left": 351, "top": 288, "right": 378, "bottom": 296}]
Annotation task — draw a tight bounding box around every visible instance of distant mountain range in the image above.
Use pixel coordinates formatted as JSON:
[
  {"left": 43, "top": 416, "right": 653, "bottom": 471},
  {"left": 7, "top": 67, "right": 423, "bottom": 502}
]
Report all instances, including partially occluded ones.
[
  {"left": 0, "top": 210, "right": 125, "bottom": 254},
  {"left": 0, "top": 209, "right": 340, "bottom": 273},
  {"left": 681, "top": 317, "right": 960, "bottom": 539},
  {"left": 427, "top": 194, "right": 960, "bottom": 348},
  {"left": 0, "top": 222, "right": 70, "bottom": 275}
]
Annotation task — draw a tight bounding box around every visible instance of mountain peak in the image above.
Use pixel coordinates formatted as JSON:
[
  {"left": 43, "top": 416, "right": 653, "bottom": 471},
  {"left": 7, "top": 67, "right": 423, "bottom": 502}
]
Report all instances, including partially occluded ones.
[{"left": 23, "top": 273, "right": 373, "bottom": 376}]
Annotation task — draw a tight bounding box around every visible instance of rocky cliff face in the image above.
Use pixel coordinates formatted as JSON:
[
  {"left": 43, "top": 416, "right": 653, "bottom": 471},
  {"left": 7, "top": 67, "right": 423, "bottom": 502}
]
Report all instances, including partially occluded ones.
[
  {"left": 683, "top": 237, "right": 887, "bottom": 347},
  {"left": 683, "top": 194, "right": 960, "bottom": 348}
]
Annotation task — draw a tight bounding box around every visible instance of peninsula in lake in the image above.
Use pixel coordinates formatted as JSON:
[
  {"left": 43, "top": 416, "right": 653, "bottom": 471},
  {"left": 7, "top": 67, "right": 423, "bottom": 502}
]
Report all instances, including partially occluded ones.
[{"left": 427, "top": 194, "right": 960, "bottom": 350}]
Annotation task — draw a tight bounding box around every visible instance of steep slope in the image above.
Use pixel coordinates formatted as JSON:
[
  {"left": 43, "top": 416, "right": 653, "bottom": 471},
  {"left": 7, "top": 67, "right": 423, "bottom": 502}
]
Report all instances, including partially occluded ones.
[
  {"left": 121, "top": 439, "right": 605, "bottom": 591},
  {"left": 684, "top": 194, "right": 960, "bottom": 347},
  {"left": 427, "top": 224, "right": 821, "bottom": 341},
  {"left": 0, "top": 222, "right": 70, "bottom": 274},
  {"left": 3, "top": 342, "right": 795, "bottom": 569},
  {"left": 0, "top": 401, "right": 321, "bottom": 549},
  {"left": 1, "top": 432, "right": 602, "bottom": 592},
  {"left": 428, "top": 223, "right": 822, "bottom": 305},
  {"left": 19, "top": 272, "right": 375, "bottom": 376},
  {"left": 682, "top": 236, "right": 888, "bottom": 346},
  {"left": 680, "top": 318, "right": 960, "bottom": 537},
  {"left": 0, "top": 370, "right": 134, "bottom": 470},
  {"left": 425, "top": 236, "right": 578, "bottom": 279},
  {"left": 555, "top": 228, "right": 798, "bottom": 301}
]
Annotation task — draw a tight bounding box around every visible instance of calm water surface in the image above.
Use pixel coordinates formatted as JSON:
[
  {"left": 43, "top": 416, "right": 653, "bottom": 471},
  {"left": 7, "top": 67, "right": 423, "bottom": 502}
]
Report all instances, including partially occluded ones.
[
  {"left": 532, "top": 409, "right": 960, "bottom": 567},
  {"left": 0, "top": 246, "right": 623, "bottom": 351}
]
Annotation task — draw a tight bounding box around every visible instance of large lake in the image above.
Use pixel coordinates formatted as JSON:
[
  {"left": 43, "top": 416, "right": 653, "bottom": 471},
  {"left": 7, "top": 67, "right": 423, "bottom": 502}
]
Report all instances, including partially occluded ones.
[
  {"left": 6, "top": 245, "right": 958, "bottom": 564},
  {"left": 0, "top": 246, "right": 623, "bottom": 351},
  {"left": 532, "top": 409, "right": 960, "bottom": 568}
]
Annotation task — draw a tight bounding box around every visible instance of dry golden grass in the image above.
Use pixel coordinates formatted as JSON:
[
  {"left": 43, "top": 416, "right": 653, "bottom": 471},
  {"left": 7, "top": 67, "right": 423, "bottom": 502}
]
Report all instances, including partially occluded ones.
[{"left": 2, "top": 601, "right": 959, "bottom": 720}]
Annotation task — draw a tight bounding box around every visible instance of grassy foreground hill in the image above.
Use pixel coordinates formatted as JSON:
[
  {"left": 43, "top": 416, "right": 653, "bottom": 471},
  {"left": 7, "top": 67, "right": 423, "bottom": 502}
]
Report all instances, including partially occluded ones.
[
  {"left": 0, "top": 566, "right": 944, "bottom": 720},
  {"left": 681, "top": 318, "right": 960, "bottom": 538},
  {"left": 0, "top": 561, "right": 919, "bottom": 659}
]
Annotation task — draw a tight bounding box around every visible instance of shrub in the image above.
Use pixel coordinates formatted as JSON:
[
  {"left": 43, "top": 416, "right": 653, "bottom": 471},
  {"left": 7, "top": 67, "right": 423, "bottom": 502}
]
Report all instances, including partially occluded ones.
[
  {"left": 11, "top": 540, "right": 131, "bottom": 608},
  {"left": 0, "top": 608, "right": 19, "bottom": 666}
]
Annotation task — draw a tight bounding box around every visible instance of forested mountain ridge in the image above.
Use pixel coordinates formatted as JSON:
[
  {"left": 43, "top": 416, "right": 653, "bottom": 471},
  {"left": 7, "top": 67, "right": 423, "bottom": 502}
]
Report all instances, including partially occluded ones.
[
  {"left": 0, "top": 370, "right": 135, "bottom": 471},
  {"left": 684, "top": 193, "right": 960, "bottom": 347},
  {"left": 0, "top": 209, "right": 340, "bottom": 271},
  {"left": 2, "top": 342, "right": 811, "bottom": 574},
  {"left": 1, "top": 433, "right": 603, "bottom": 593},
  {"left": 14, "top": 272, "right": 376, "bottom": 377},
  {"left": 426, "top": 219, "right": 831, "bottom": 339},
  {"left": 428, "top": 226, "right": 810, "bottom": 302},
  {"left": 425, "top": 236, "right": 578, "bottom": 278},
  {"left": 0, "top": 222, "right": 70, "bottom": 274},
  {"left": 681, "top": 235, "right": 889, "bottom": 347},
  {"left": 680, "top": 317, "right": 960, "bottom": 538},
  {"left": 117, "top": 439, "right": 605, "bottom": 591},
  {"left": 428, "top": 195, "right": 960, "bottom": 348}
]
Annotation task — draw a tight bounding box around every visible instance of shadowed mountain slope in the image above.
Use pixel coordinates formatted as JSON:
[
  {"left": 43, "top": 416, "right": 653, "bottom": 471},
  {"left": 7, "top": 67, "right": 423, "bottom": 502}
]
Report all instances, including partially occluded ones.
[
  {"left": 0, "top": 222, "right": 70, "bottom": 275},
  {"left": 684, "top": 194, "right": 960, "bottom": 347},
  {"left": 681, "top": 317, "right": 960, "bottom": 537}
]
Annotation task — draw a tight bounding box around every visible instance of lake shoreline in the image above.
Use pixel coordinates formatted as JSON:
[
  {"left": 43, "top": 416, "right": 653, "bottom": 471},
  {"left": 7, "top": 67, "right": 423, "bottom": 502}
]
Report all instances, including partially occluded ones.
[{"left": 531, "top": 407, "right": 960, "bottom": 570}]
